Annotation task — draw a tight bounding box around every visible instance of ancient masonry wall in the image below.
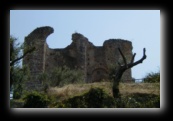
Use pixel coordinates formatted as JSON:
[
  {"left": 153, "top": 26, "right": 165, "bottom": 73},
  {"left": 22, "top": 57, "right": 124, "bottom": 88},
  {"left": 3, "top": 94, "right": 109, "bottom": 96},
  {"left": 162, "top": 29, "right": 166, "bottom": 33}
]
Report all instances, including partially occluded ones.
[{"left": 23, "top": 26, "right": 133, "bottom": 90}]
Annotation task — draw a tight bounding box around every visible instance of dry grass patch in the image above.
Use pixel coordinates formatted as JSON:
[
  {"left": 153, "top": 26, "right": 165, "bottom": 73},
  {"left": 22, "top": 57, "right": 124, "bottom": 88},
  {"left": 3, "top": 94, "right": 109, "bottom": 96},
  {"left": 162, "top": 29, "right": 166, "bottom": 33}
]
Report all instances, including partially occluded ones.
[
  {"left": 120, "top": 83, "right": 160, "bottom": 96},
  {"left": 47, "top": 82, "right": 160, "bottom": 102}
]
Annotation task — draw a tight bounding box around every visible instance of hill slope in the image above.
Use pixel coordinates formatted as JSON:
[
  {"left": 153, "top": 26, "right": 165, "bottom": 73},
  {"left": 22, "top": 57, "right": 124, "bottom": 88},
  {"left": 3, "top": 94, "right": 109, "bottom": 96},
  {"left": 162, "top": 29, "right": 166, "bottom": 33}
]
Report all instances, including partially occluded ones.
[
  {"left": 10, "top": 82, "right": 160, "bottom": 108},
  {"left": 47, "top": 82, "right": 160, "bottom": 102}
]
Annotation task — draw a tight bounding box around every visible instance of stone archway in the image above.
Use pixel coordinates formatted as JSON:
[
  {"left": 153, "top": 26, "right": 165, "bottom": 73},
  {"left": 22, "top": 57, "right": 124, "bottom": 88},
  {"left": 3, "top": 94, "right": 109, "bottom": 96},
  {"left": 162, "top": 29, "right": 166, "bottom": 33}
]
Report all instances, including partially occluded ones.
[{"left": 91, "top": 68, "right": 108, "bottom": 82}]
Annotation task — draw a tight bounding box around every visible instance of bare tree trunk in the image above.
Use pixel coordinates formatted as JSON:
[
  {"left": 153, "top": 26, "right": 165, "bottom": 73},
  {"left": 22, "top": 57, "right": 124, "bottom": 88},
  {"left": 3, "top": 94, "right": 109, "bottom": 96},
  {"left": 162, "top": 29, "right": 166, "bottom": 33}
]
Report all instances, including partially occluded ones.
[
  {"left": 113, "top": 48, "right": 147, "bottom": 98},
  {"left": 112, "top": 67, "right": 126, "bottom": 98}
]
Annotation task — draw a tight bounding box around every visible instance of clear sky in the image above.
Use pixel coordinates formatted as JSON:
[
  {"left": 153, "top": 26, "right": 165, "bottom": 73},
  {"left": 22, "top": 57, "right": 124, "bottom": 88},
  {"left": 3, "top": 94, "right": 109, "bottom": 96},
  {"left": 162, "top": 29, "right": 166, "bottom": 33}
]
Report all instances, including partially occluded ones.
[{"left": 10, "top": 10, "right": 160, "bottom": 81}]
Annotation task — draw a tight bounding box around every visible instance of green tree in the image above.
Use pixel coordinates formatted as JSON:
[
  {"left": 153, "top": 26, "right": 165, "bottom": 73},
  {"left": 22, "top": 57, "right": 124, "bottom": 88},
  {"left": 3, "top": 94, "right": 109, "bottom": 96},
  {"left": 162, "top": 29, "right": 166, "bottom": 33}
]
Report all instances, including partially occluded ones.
[
  {"left": 10, "top": 35, "right": 35, "bottom": 98},
  {"left": 10, "top": 36, "right": 35, "bottom": 67},
  {"left": 12, "top": 65, "right": 30, "bottom": 99},
  {"left": 38, "top": 65, "right": 84, "bottom": 90}
]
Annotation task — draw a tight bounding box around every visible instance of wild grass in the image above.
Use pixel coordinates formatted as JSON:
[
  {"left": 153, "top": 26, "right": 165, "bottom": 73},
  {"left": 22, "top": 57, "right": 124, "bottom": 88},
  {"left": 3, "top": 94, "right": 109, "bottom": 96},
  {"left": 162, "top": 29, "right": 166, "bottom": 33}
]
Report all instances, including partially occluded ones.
[
  {"left": 47, "top": 82, "right": 160, "bottom": 102},
  {"left": 10, "top": 82, "right": 160, "bottom": 108}
]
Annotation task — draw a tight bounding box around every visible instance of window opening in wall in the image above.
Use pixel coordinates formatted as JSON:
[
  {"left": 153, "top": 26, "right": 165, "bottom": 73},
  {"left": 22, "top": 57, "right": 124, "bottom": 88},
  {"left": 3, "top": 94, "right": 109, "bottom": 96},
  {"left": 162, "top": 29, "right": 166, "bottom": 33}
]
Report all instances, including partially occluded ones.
[{"left": 97, "top": 71, "right": 100, "bottom": 75}]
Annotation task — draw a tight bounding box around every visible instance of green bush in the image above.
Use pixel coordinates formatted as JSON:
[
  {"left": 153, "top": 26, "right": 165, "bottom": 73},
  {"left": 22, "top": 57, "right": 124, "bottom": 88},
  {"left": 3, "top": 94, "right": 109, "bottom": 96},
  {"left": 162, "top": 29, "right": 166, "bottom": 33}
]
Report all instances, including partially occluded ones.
[
  {"left": 115, "top": 93, "right": 160, "bottom": 108},
  {"left": 23, "top": 91, "right": 50, "bottom": 108},
  {"left": 10, "top": 99, "right": 24, "bottom": 108},
  {"left": 56, "top": 88, "right": 160, "bottom": 108},
  {"left": 85, "top": 88, "right": 115, "bottom": 108},
  {"left": 143, "top": 71, "right": 160, "bottom": 83},
  {"left": 13, "top": 91, "right": 21, "bottom": 99},
  {"left": 11, "top": 65, "right": 31, "bottom": 99},
  {"left": 56, "top": 87, "right": 116, "bottom": 108},
  {"left": 38, "top": 65, "right": 83, "bottom": 88},
  {"left": 61, "top": 95, "right": 87, "bottom": 108}
]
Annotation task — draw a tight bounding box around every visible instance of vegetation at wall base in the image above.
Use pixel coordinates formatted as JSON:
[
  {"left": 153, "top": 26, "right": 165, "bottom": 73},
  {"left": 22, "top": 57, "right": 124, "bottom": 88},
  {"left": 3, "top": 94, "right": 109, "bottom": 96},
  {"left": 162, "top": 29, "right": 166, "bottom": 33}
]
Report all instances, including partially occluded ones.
[
  {"left": 115, "top": 93, "right": 160, "bottom": 108},
  {"left": 10, "top": 82, "right": 160, "bottom": 108},
  {"left": 38, "top": 65, "right": 83, "bottom": 88},
  {"left": 23, "top": 91, "right": 50, "bottom": 108},
  {"left": 55, "top": 87, "right": 159, "bottom": 108},
  {"left": 143, "top": 71, "right": 160, "bottom": 83},
  {"left": 56, "top": 87, "right": 116, "bottom": 108}
]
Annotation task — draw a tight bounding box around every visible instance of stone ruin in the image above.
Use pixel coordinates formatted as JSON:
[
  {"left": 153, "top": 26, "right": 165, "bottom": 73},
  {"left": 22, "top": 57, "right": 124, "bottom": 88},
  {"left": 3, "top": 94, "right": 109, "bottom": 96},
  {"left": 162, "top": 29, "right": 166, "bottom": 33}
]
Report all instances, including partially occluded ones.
[{"left": 23, "top": 26, "right": 133, "bottom": 90}]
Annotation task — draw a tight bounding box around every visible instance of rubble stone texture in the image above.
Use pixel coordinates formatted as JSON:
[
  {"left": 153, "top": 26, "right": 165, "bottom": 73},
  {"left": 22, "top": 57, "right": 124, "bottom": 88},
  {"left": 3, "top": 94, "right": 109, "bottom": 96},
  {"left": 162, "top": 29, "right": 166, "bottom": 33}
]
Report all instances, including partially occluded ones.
[{"left": 23, "top": 26, "right": 133, "bottom": 90}]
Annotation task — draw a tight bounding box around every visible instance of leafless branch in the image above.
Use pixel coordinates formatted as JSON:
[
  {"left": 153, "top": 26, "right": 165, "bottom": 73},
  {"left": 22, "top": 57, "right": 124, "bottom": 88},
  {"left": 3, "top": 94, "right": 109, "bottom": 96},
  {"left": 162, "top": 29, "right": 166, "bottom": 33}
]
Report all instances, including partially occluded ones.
[
  {"left": 127, "top": 48, "right": 146, "bottom": 69},
  {"left": 118, "top": 48, "right": 127, "bottom": 67},
  {"left": 10, "top": 47, "right": 35, "bottom": 66},
  {"left": 113, "top": 47, "right": 147, "bottom": 98},
  {"left": 130, "top": 53, "right": 136, "bottom": 63}
]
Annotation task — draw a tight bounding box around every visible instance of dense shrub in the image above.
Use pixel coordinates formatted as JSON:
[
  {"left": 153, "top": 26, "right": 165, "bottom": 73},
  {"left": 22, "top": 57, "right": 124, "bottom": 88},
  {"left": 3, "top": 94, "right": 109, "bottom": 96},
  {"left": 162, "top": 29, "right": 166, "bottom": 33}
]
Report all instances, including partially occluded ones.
[
  {"left": 10, "top": 99, "right": 24, "bottom": 108},
  {"left": 38, "top": 66, "right": 83, "bottom": 88},
  {"left": 11, "top": 65, "right": 31, "bottom": 99},
  {"left": 84, "top": 88, "right": 115, "bottom": 108},
  {"left": 143, "top": 71, "right": 160, "bottom": 83},
  {"left": 56, "top": 87, "right": 116, "bottom": 108},
  {"left": 115, "top": 93, "right": 160, "bottom": 108},
  {"left": 56, "top": 87, "right": 160, "bottom": 108},
  {"left": 23, "top": 91, "right": 50, "bottom": 108},
  {"left": 61, "top": 95, "right": 87, "bottom": 108},
  {"left": 13, "top": 91, "right": 21, "bottom": 99}
]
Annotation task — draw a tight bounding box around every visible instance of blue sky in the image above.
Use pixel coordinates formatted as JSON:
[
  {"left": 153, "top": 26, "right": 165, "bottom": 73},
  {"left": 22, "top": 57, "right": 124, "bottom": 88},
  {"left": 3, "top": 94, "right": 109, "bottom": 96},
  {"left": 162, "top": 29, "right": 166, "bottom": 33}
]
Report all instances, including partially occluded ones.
[{"left": 10, "top": 10, "right": 160, "bottom": 80}]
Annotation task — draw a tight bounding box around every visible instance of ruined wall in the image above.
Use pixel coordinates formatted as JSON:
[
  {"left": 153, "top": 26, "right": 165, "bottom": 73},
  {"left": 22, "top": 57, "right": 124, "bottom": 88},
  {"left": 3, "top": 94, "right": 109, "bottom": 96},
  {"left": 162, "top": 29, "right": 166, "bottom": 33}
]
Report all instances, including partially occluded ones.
[
  {"left": 23, "top": 26, "right": 54, "bottom": 90},
  {"left": 23, "top": 26, "right": 133, "bottom": 90},
  {"left": 103, "top": 39, "right": 133, "bottom": 81}
]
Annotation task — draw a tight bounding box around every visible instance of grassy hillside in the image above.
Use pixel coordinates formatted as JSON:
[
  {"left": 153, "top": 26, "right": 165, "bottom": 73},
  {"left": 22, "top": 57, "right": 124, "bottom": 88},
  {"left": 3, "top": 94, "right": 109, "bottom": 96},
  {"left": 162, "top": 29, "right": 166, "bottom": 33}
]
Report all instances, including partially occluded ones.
[
  {"left": 10, "top": 82, "right": 160, "bottom": 108},
  {"left": 47, "top": 82, "right": 160, "bottom": 102}
]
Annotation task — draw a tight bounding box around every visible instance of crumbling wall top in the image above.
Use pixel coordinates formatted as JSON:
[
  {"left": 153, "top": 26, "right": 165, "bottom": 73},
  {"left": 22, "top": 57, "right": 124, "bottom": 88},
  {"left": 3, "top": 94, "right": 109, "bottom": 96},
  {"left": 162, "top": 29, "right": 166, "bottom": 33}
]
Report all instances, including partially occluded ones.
[
  {"left": 26, "top": 26, "right": 54, "bottom": 41},
  {"left": 72, "top": 33, "right": 88, "bottom": 42},
  {"left": 103, "top": 39, "right": 132, "bottom": 46}
]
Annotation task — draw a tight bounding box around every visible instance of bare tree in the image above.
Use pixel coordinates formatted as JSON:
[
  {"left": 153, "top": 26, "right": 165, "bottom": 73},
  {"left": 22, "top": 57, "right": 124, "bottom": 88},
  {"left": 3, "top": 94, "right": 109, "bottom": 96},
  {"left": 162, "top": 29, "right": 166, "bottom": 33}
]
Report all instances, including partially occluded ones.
[{"left": 113, "top": 48, "right": 147, "bottom": 98}]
